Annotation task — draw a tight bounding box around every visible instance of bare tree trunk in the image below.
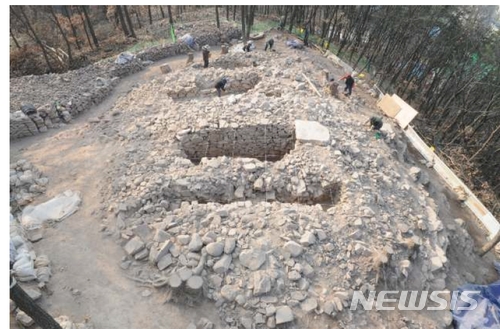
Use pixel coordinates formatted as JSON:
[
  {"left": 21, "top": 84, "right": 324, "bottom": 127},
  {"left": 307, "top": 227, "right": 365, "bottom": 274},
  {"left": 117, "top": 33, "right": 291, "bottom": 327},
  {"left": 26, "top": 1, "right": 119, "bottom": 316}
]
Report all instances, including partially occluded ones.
[
  {"left": 148, "top": 6, "right": 152, "bottom": 24},
  {"left": 49, "top": 6, "right": 72, "bottom": 64},
  {"left": 10, "top": 276, "right": 63, "bottom": 329},
  {"left": 245, "top": 6, "right": 256, "bottom": 39},
  {"left": 282, "top": 6, "right": 289, "bottom": 30},
  {"left": 11, "top": 6, "right": 53, "bottom": 72},
  {"left": 289, "top": 6, "right": 297, "bottom": 33},
  {"left": 159, "top": 6, "right": 165, "bottom": 19},
  {"left": 64, "top": 6, "right": 81, "bottom": 50},
  {"left": 167, "top": 6, "right": 174, "bottom": 25},
  {"left": 123, "top": 6, "right": 136, "bottom": 38},
  {"left": 116, "top": 5, "right": 130, "bottom": 37},
  {"left": 10, "top": 28, "right": 21, "bottom": 49},
  {"left": 215, "top": 6, "right": 220, "bottom": 29},
  {"left": 76, "top": 6, "right": 93, "bottom": 49},
  {"left": 241, "top": 6, "right": 246, "bottom": 42},
  {"left": 226, "top": 6, "right": 229, "bottom": 21},
  {"left": 233, "top": 6, "right": 236, "bottom": 21},
  {"left": 135, "top": 11, "right": 142, "bottom": 29},
  {"left": 81, "top": 6, "right": 99, "bottom": 48}
]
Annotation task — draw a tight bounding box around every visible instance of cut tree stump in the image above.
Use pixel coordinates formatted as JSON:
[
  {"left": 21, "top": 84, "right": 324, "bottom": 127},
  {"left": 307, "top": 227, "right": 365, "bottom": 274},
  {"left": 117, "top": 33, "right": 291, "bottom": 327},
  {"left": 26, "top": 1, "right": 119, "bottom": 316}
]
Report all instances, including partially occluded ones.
[
  {"left": 160, "top": 64, "right": 172, "bottom": 74},
  {"left": 168, "top": 273, "right": 182, "bottom": 289},
  {"left": 186, "top": 52, "right": 194, "bottom": 65},
  {"left": 185, "top": 275, "right": 203, "bottom": 295}
]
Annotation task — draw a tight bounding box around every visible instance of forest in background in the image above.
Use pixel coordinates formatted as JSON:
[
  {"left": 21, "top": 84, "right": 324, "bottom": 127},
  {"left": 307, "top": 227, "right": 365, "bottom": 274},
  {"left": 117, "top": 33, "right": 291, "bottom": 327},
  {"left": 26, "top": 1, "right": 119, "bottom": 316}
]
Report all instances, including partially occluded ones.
[{"left": 9, "top": 5, "right": 500, "bottom": 216}]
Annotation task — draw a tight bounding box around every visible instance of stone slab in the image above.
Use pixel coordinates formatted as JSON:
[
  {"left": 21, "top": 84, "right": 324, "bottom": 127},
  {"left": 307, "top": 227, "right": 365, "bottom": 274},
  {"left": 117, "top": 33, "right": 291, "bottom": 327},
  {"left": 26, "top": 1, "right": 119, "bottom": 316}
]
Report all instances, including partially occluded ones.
[{"left": 294, "top": 120, "right": 330, "bottom": 145}]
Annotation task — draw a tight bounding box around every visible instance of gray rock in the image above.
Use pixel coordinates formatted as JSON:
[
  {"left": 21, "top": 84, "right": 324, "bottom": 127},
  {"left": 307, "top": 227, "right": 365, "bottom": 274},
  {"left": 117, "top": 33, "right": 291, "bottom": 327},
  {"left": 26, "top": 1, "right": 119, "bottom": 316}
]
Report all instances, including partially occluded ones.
[
  {"left": 224, "top": 238, "right": 236, "bottom": 254},
  {"left": 300, "top": 231, "right": 316, "bottom": 246},
  {"left": 197, "top": 317, "right": 214, "bottom": 329},
  {"left": 16, "top": 311, "right": 34, "bottom": 327},
  {"left": 155, "top": 240, "right": 173, "bottom": 263},
  {"left": 275, "top": 306, "right": 294, "bottom": 324},
  {"left": 239, "top": 248, "right": 266, "bottom": 270},
  {"left": 316, "top": 229, "right": 327, "bottom": 241},
  {"left": 240, "top": 317, "right": 253, "bottom": 329},
  {"left": 284, "top": 241, "right": 303, "bottom": 257},
  {"left": 206, "top": 242, "right": 224, "bottom": 257},
  {"left": 221, "top": 284, "right": 239, "bottom": 301},
  {"left": 254, "top": 313, "right": 265, "bottom": 324},
  {"left": 324, "top": 301, "right": 335, "bottom": 315},
  {"left": 177, "top": 235, "right": 191, "bottom": 245},
  {"left": 235, "top": 294, "right": 246, "bottom": 305},
  {"left": 158, "top": 254, "right": 173, "bottom": 270},
  {"left": 253, "top": 271, "right": 272, "bottom": 296},
  {"left": 25, "top": 287, "right": 42, "bottom": 301},
  {"left": 213, "top": 254, "right": 232, "bottom": 274},
  {"left": 288, "top": 271, "right": 302, "bottom": 281},
  {"left": 265, "top": 304, "right": 277, "bottom": 316},
  {"left": 409, "top": 166, "right": 421, "bottom": 181},
  {"left": 124, "top": 237, "right": 145, "bottom": 256},
  {"left": 267, "top": 316, "right": 276, "bottom": 328},
  {"left": 178, "top": 268, "right": 193, "bottom": 281},
  {"left": 290, "top": 291, "right": 307, "bottom": 301},
  {"left": 188, "top": 233, "right": 203, "bottom": 252},
  {"left": 301, "top": 298, "right": 318, "bottom": 313}
]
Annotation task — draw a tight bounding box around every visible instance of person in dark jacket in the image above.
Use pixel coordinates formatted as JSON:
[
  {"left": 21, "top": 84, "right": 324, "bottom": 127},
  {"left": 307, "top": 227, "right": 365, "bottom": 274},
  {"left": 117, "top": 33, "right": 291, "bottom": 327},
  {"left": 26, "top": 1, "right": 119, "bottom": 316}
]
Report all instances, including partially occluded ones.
[
  {"left": 215, "top": 77, "right": 229, "bottom": 97},
  {"left": 202, "top": 45, "right": 210, "bottom": 68},
  {"left": 340, "top": 73, "right": 355, "bottom": 96},
  {"left": 369, "top": 116, "right": 383, "bottom": 130},
  {"left": 243, "top": 41, "right": 253, "bottom": 52},
  {"left": 265, "top": 38, "right": 274, "bottom": 51},
  {"left": 303, "top": 25, "right": 310, "bottom": 47}
]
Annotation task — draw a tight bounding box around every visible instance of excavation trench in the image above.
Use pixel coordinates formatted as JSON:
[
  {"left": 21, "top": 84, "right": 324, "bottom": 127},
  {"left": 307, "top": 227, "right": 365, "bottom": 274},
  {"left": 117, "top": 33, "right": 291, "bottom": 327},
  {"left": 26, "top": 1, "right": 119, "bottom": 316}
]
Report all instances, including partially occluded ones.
[
  {"left": 171, "top": 123, "right": 341, "bottom": 209},
  {"left": 180, "top": 124, "right": 296, "bottom": 165}
]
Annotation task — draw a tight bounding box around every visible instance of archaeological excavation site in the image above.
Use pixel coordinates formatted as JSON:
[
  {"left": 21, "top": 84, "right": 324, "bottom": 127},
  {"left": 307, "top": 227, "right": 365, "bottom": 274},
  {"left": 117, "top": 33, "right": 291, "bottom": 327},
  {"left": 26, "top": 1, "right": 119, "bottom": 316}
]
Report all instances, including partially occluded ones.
[{"left": 9, "top": 5, "right": 500, "bottom": 329}]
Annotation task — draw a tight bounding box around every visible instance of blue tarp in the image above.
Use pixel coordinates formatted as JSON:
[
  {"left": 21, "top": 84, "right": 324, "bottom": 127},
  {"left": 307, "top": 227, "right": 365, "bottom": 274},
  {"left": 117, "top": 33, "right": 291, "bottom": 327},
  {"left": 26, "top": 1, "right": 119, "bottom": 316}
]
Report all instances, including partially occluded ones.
[
  {"left": 453, "top": 264, "right": 500, "bottom": 329},
  {"left": 180, "top": 34, "right": 196, "bottom": 48}
]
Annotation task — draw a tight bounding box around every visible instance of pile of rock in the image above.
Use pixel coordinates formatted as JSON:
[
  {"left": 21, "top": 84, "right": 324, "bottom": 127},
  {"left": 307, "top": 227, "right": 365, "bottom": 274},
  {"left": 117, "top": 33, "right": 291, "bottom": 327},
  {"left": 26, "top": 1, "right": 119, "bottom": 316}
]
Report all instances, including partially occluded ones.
[
  {"left": 87, "top": 46, "right": 468, "bottom": 329},
  {"left": 10, "top": 159, "right": 48, "bottom": 212}
]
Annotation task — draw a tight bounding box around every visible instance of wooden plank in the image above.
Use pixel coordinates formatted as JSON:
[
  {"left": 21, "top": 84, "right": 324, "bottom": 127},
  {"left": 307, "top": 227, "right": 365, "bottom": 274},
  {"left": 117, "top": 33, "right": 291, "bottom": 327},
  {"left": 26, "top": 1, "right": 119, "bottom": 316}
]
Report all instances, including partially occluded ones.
[{"left": 302, "top": 73, "right": 322, "bottom": 97}]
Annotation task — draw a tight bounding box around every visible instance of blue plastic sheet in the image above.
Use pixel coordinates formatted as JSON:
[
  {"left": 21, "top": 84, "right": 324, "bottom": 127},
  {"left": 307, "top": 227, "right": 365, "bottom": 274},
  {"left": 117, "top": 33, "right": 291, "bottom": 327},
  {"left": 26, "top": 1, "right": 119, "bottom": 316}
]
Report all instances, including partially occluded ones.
[{"left": 453, "top": 264, "right": 500, "bottom": 328}]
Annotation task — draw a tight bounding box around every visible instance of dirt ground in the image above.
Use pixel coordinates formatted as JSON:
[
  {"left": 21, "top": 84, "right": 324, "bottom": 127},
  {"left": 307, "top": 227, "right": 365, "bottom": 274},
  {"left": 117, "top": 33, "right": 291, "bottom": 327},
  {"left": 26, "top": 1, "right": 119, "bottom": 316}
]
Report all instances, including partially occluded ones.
[{"left": 10, "top": 32, "right": 497, "bottom": 329}]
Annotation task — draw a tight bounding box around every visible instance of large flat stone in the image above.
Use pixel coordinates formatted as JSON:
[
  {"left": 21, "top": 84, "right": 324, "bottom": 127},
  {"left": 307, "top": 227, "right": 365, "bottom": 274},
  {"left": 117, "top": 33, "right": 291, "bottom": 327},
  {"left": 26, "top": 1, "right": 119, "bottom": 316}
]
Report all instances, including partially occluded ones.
[{"left": 295, "top": 120, "right": 330, "bottom": 145}]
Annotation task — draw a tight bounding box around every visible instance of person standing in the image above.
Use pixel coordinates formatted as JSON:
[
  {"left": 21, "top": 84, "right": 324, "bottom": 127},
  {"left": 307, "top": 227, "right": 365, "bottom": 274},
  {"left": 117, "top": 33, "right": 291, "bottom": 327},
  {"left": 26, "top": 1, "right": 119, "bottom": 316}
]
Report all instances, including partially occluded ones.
[
  {"left": 202, "top": 45, "right": 210, "bottom": 68},
  {"left": 340, "top": 73, "right": 355, "bottom": 96},
  {"left": 303, "top": 24, "right": 310, "bottom": 47},
  {"left": 265, "top": 38, "right": 274, "bottom": 51}
]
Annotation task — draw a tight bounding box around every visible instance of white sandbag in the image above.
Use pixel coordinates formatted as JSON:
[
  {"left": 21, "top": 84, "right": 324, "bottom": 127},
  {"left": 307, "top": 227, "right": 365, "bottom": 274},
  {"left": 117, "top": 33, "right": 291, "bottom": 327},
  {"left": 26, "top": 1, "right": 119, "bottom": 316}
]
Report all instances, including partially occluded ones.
[
  {"left": 21, "top": 190, "right": 81, "bottom": 230},
  {"left": 13, "top": 254, "right": 37, "bottom": 281},
  {"left": 35, "top": 254, "right": 50, "bottom": 268},
  {"left": 36, "top": 267, "right": 51, "bottom": 283}
]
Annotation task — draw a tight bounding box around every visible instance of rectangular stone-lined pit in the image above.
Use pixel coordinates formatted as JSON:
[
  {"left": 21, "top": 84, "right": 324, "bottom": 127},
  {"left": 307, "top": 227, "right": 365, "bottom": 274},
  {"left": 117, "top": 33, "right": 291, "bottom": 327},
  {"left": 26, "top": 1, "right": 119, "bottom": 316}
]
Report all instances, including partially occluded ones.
[{"left": 180, "top": 124, "right": 295, "bottom": 164}]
